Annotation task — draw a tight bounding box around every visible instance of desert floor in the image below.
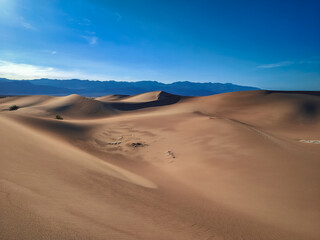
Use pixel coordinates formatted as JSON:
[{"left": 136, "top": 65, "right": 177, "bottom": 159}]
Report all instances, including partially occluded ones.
[{"left": 1, "top": 90, "right": 319, "bottom": 240}]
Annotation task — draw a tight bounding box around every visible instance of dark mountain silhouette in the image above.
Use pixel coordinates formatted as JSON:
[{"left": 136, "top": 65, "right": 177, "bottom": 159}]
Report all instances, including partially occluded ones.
[{"left": 0, "top": 78, "right": 259, "bottom": 96}]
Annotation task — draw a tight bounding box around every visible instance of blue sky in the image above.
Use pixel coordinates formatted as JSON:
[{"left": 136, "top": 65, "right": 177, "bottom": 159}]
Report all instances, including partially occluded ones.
[{"left": 0, "top": 0, "right": 319, "bottom": 90}]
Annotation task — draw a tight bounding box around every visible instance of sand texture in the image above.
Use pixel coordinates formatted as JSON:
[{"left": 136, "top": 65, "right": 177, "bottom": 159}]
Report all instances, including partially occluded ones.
[{"left": 1, "top": 90, "right": 320, "bottom": 240}]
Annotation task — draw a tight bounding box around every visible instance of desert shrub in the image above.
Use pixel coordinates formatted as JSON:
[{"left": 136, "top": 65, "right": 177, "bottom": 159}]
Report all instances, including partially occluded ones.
[
  {"left": 9, "top": 105, "right": 20, "bottom": 111},
  {"left": 55, "top": 114, "right": 63, "bottom": 120}
]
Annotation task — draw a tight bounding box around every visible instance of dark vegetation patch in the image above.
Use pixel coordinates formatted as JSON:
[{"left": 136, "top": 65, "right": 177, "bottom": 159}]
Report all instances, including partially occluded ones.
[
  {"left": 129, "top": 142, "right": 147, "bottom": 148},
  {"left": 9, "top": 105, "right": 20, "bottom": 111},
  {"left": 55, "top": 114, "right": 63, "bottom": 120}
]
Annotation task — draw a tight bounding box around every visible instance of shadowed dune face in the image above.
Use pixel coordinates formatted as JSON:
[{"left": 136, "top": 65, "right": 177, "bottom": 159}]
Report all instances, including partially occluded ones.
[
  {"left": 0, "top": 90, "right": 320, "bottom": 240},
  {"left": 118, "top": 91, "right": 180, "bottom": 102},
  {"left": 95, "top": 94, "right": 129, "bottom": 102},
  {"left": 110, "top": 91, "right": 182, "bottom": 111}
]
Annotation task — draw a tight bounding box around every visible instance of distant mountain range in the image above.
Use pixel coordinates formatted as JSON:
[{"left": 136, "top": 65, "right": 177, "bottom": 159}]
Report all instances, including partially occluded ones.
[{"left": 0, "top": 78, "right": 259, "bottom": 96}]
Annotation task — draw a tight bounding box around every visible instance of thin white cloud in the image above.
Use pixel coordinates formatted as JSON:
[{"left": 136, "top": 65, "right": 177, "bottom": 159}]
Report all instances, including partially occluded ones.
[
  {"left": 0, "top": 60, "right": 110, "bottom": 80},
  {"left": 83, "top": 36, "right": 98, "bottom": 45},
  {"left": 21, "top": 21, "right": 34, "bottom": 30},
  {"left": 82, "top": 18, "right": 91, "bottom": 25},
  {"left": 85, "top": 31, "right": 96, "bottom": 35},
  {"left": 43, "top": 50, "right": 57, "bottom": 55},
  {"left": 0, "top": 2, "right": 36, "bottom": 30},
  {"left": 68, "top": 17, "right": 91, "bottom": 26},
  {"left": 115, "top": 12, "right": 122, "bottom": 21},
  {"left": 19, "top": 16, "right": 37, "bottom": 30},
  {"left": 257, "top": 61, "right": 294, "bottom": 69}
]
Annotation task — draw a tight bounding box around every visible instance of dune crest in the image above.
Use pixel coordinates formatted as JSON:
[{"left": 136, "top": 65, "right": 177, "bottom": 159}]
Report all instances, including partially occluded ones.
[{"left": 120, "top": 91, "right": 180, "bottom": 102}]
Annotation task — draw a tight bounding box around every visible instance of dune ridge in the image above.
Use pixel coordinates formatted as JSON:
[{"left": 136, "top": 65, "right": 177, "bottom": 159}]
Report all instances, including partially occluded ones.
[{"left": 1, "top": 90, "right": 319, "bottom": 240}]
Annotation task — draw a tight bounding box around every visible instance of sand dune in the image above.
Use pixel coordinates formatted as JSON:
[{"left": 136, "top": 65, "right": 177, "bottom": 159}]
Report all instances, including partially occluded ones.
[
  {"left": 1, "top": 90, "right": 319, "bottom": 240},
  {"left": 119, "top": 91, "right": 180, "bottom": 102},
  {"left": 0, "top": 95, "right": 53, "bottom": 110},
  {"left": 95, "top": 94, "right": 129, "bottom": 102},
  {"left": 0, "top": 94, "right": 118, "bottom": 119},
  {"left": 35, "top": 94, "right": 117, "bottom": 119}
]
